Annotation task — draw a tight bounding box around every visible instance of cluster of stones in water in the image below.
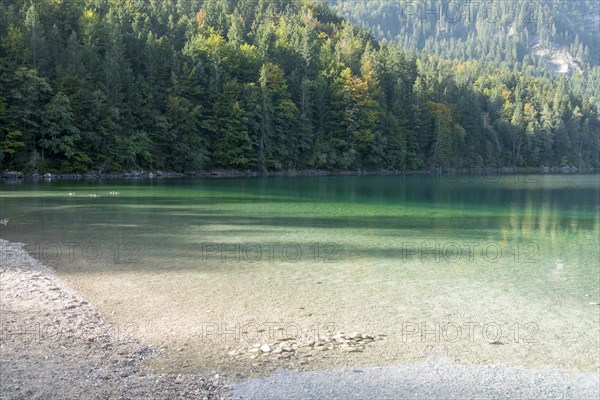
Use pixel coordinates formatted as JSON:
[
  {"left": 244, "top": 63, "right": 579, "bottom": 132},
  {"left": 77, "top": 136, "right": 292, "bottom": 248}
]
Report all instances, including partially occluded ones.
[{"left": 227, "top": 331, "right": 384, "bottom": 360}]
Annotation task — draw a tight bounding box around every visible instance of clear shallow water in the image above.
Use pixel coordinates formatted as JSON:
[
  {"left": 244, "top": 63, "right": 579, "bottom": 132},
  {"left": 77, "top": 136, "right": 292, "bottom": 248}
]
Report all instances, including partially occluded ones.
[{"left": 1, "top": 174, "right": 599, "bottom": 374}]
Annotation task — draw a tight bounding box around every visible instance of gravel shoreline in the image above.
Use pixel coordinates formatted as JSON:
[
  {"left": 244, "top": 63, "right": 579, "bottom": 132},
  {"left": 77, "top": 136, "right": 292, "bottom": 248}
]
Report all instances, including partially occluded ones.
[
  {"left": 0, "top": 239, "right": 229, "bottom": 399},
  {"left": 232, "top": 358, "right": 600, "bottom": 399}
]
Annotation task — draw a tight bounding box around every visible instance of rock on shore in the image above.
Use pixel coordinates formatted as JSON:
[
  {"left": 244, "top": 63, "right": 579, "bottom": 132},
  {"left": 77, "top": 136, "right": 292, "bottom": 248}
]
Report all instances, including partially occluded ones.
[
  {"left": 0, "top": 239, "right": 229, "bottom": 399},
  {"left": 228, "top": 331, "right": 385, "bottom": 362}
]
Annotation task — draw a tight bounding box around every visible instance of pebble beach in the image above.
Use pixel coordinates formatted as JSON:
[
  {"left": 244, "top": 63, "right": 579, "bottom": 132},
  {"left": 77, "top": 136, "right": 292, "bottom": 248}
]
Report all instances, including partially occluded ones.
[{"left": 0, "top": 239, "right": 228, "bottom": 399}]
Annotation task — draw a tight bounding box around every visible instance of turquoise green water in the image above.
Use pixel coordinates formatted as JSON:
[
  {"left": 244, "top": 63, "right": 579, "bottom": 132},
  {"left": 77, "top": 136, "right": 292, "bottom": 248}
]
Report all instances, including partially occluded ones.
[{"left": 1, "top": 174, "right": 599, "bottom": 373}]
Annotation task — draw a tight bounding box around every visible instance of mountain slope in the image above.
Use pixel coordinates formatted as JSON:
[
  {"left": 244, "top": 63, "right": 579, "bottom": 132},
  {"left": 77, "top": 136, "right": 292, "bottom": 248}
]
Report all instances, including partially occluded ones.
[{"left": 330, "top": 0, "right": 600, "bottom": 75}]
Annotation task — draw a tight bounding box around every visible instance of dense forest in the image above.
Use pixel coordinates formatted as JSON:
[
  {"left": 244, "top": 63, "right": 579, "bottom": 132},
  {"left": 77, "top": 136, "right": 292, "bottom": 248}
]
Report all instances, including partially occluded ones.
[
  {"left": 332, "top": 0, "right": 600, "bottom": 110},
  {"left": 332, "top": 0, "right": 600, "bottom": 71},
  {"left": 0, "top": 0, "right": 598, "bottom": 173}
]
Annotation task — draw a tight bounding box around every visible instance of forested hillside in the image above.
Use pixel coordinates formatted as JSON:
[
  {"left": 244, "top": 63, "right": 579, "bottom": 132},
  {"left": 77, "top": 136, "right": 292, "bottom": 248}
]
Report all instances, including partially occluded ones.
[
  {"left": 332, "top": 0, "right": 600, "bottom": 113},
  {"left": 332, "top": 0, "right": 600, "bottom": 73},
  {"left": 1, "top": 0, "right": 598, "bottom": 173}
]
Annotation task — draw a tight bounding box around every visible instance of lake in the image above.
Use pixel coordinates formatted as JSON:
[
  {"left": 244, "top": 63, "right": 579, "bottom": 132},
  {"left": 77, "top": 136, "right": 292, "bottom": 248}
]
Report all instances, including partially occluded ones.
[{"left": 1, "top": 173, "right": 598, "bottom": 376}]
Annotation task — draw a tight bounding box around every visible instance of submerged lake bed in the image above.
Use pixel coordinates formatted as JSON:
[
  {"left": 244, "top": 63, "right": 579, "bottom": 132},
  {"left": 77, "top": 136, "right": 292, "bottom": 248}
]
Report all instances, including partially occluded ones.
[{"left": 1, "top": 174, "right": 599, "bottom": 378}]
